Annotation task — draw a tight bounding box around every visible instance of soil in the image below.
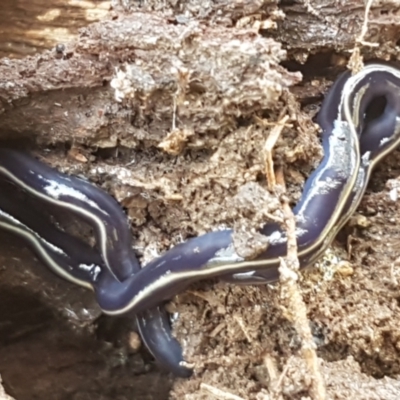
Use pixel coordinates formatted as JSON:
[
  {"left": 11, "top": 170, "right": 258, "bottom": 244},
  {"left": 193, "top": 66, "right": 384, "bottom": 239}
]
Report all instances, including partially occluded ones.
[{"left": 0, "top": 1, "right": 400, "bottom": 400}]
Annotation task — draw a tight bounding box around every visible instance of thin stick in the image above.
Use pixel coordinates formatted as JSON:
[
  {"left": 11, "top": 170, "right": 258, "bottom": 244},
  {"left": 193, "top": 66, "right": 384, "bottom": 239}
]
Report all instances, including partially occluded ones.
[
  {"left": 263, "top": 114, "right": 289, "bottom": 191},
  {"left": 348, "top": 0, "right": 377, "bottom": 72},
  {"left": 276, "top": 167, "right": 326, "bottom": 400},
  {"left": 263, "top": 117, "right": 326, "bottom": 400},
  {"left": 356, "top": 0, "right": 376, "bottom": 46},
  {"left": 200, "top": 383, "right": 247, "bottom": 400}
]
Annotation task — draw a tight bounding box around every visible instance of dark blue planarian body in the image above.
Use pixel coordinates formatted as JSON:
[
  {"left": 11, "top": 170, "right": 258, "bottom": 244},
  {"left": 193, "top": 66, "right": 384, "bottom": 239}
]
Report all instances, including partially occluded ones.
[
  {"left": 1, "top": 63, "right": 400, "bottom": 376},
  {"left": 0, "top": 149, "right": 192, "bottom": 377}
]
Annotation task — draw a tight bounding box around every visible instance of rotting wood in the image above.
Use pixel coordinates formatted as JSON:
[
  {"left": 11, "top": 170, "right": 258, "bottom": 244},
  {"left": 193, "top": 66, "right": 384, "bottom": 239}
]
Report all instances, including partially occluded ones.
[{"left": 0, "top": 0, "right": 109, "bottom": 58}]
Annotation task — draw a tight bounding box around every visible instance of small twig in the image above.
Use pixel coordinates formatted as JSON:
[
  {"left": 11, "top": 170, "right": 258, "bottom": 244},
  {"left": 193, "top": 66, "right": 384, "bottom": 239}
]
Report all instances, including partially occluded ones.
[
  {"left": 200, "top": 383, "right": 246, "bottom": 400},
  {"left": 255, "top": 115, "right": 292, "bottom": 128},
  {"left": 276, "top": 167, "right": 326, "bottom": 400},
  {"left": 233, "top": 315, "right": 252, "bottom": 343},
  {"left": 263, "top": 116, "right": 326, "bottom": 400},
  {"left": 263, "top": 212, "right": 284, "bottom": 224},
  {"left": 348, "top": 0, "right": 376, "bottom": 72},
  {"left": 263, "top": 114, "right": 289, "bottom": 191},
  {"left": 356, "top": 0, "right": 376, "bottom": 46},
  {"left": 271, "top": 357, "right": 293, "bottom": 400},
  {"left": 263, "top": 353, "right": 285, "bottom": 400},
  {"left": 172, "top": 96, "right": 177, "bottom": 130}
]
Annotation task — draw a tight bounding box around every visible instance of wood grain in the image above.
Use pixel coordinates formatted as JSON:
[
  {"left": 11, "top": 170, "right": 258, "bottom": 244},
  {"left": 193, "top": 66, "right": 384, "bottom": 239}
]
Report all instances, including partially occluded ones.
[{"left": 0, "top": 0, "right": 109, "bottom": 58}]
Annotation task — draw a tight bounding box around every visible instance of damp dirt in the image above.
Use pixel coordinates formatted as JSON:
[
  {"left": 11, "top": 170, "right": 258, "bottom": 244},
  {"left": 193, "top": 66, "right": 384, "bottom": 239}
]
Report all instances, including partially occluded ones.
[{"left": 0, "top": 2, "right": 400, "bottom": 400}]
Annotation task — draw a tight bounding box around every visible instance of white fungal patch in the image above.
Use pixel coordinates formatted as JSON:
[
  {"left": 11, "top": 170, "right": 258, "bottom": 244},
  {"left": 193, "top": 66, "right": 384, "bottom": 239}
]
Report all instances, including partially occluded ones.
[
  {"left": 79, "top": 263, "right": 95, "bottom": 272},
  {"left": 93, "top": 265, "right": 101, "bottom": 281},
  {"left": 380, "top": 136, "right": 391, "bottom": 147},
  {"left": 295, "top": 227, "right": 309, "bottom": 239},
  {"left": 43, "top": 179, "right": 108, "bottom": 216},
  {"left": 268, "top": 230, "right": 284, "bottom": 245},
  {"left": 361, "top": 151, "right": 371, "bottom": 166},
  {"left": 389, "top": 187, "right": 398, "bottom": 202},
  {"left": 231, "top": 270, "right": 256, "bottom": 279},
  {"left": 79, "top": 264, "right": 102, "bottom": 281},
  {"left": 267, "top": 227, "right": 308, "bottom": 246},
  {"left": 205, "top": 243, "right": 244, "bottom": 268}
]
